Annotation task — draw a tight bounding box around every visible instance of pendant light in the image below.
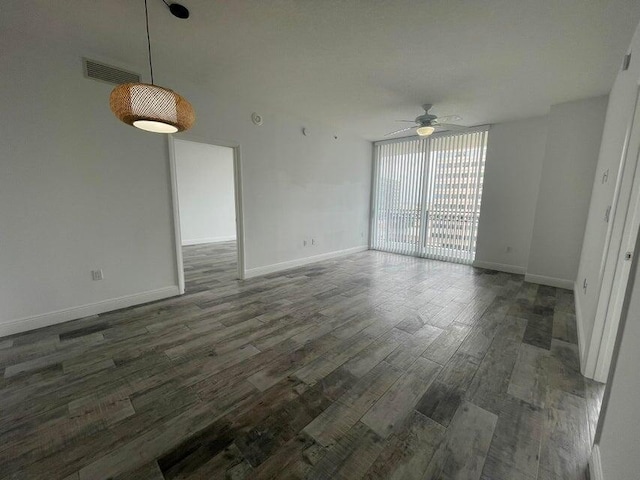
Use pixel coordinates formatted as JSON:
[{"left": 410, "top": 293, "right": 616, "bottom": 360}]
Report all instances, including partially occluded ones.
[{"left": 110, "top": 0, "right": 195, "bottom": 133}]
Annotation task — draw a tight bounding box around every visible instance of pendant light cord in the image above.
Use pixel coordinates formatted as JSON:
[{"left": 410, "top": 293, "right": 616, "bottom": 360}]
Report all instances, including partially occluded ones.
[{"left": 144, "top": 0, "right": 154, "bottom": 85}]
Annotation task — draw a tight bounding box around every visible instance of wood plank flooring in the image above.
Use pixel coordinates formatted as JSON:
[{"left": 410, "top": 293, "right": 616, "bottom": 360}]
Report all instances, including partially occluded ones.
[{"left": 0, "top": 241, "right": 604, "bottom": 479}]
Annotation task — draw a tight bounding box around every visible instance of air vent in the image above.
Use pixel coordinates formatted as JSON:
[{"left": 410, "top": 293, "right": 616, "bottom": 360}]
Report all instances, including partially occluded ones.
[{"left": 83, "top": 58, "right": 141, "bottom": 85}]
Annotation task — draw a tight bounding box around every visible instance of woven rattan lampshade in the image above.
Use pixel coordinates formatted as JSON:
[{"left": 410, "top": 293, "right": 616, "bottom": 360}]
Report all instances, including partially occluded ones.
[
  {"left": 110, "top": 83, "right": 195, "bottom": 133},
  {"left": 109, "top": 0, "right": 195, "bottom": 134}
]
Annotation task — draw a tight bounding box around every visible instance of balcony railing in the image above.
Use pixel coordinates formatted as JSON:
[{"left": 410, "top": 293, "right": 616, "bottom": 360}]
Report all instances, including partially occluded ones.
[{"left": 374, "top": 209, "right": 479, "bottom": 254}]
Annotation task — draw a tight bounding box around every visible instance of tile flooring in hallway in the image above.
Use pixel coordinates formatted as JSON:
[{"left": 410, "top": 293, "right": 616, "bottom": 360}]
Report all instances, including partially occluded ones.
[
  {"left": 182, "top": 241, "right": 238, "bottom": 294},
  {"left": 0, "top": 242, "right": 604, "bottom": 479}
]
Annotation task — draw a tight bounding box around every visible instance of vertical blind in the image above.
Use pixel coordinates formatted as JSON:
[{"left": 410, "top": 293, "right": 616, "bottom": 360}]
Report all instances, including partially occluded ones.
[{"left": 371, "top": 127, "right": 489, "bottom": 264}]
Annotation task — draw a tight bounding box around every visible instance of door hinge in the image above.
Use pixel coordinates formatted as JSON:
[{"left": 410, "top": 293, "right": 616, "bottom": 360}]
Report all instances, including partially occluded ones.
[
  {"left": 623, "top": 52, "right": 632, "bottom": 71},
  {"left": 605, "top": 205, "right": 611, "bottom": 223},
  {"left": 583, "top": 278, "right": 588, "bottom": 293}
]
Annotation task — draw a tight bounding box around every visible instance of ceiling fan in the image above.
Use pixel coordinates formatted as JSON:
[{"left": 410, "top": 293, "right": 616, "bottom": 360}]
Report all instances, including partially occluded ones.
[{"left": 384, "top": 104, "right": 465, "bottom": 137}]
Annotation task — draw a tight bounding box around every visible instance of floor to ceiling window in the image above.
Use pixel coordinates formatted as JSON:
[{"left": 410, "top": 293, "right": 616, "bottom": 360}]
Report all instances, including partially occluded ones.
[{"left": 370, "top": 127, "right": 489, "bottom": 264}]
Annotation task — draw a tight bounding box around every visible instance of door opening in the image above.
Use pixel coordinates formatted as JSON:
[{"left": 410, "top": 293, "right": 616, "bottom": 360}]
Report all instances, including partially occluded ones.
[
  {"left": 168, "top": 136, "right": 245, "bottom": 293},
  {"left": 370, "top": 128, "right": 489, "bottom": 264}
]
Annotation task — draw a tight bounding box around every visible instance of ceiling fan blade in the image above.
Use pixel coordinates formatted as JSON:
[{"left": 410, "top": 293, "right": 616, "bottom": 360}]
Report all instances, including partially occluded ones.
[
  {"left": 384, "top": 126, "right": 416, "bottom": 136},
  {"left": 435, "top": 115, "right": 462, "bottom": 123},
  {"left": 434, "top": 123, "right": 467, "bottom": 131}
]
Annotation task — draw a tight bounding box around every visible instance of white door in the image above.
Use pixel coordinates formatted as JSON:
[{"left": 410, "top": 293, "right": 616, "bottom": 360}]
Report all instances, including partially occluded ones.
[{"left": 589, "top": 86, "right": 640, "bottom": 382}]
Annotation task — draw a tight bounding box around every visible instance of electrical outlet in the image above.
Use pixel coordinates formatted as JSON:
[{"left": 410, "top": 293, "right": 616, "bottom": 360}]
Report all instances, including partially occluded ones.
[{"left": 91, "top": 269, "right": 104, "bottom": 281}]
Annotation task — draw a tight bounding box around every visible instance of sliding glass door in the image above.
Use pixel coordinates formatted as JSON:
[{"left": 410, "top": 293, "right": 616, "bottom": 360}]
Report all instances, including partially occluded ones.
[{"left": 370, "top": 128, "right": 489, "bottom": 264}]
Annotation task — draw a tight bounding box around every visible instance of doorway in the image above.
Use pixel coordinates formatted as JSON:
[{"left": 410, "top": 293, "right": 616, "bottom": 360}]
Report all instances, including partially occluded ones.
[
  {"left": 370, "top": 128, "right": 489, "bottom": 264},
  {"left": 168, "top": 137, "right": 245, "bottom": 293}
]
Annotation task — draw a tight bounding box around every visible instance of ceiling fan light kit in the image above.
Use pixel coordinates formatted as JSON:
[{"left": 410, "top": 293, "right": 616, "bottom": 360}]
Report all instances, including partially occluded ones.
[
  {"left": 110, "top": 0, "right": 195, "bottom": 134},
  {"left": 384, "top": 104, "right": 464, "bottom": 137},
  {"left": 416, "top": 126, "right": 435, "bottom": 137}
]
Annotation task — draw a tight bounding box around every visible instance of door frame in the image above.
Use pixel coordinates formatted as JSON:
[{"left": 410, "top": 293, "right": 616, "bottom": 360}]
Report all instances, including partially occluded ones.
[
  {"left": 167, "top": 134, "right": 246, "bottom": 293},
  {"left": 585, "top": 85, "right": 640, "bottom": 382}
]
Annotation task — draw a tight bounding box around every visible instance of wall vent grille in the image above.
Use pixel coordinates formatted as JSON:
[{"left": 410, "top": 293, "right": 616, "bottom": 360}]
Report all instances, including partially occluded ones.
[{"left": 83, "top": 58, "right": 141, "bottom": 85}]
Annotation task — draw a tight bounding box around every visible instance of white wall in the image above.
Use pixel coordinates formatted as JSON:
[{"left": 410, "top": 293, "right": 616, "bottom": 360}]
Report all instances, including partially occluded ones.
[
  {"left": 174, "top": 141, "right": 236, "bottom": 245},
  {"left": 526, "top": 96, "right": 608, "bottom": 289},
  {"left": 474, "top": 116, "right": 548, "bottom": 273},
  {"left": 594, "top": 227, "right": 640, "bottom": 479},
  {"left": 475, "top": 96, "right": 607, "bottom": 286},
  {"left": 575, "top": 23, "right": 640, "bottom": 366},
  {"left": 0, "top": 43, "right": 178, "bottom": 334},
  {"left": 0, "top": 24, "right": 371, "bottom": 335}
]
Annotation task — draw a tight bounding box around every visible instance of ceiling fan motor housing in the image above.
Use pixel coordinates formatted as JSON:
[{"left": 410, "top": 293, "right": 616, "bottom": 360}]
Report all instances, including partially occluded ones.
[{"left": 415, "top": 113, "right": 437, "bottom": 125}]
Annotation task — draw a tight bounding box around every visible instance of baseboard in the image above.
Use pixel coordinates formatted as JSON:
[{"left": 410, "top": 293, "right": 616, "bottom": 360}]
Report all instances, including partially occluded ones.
[
  {"left": 0, "top": 286, "right": 180, "bottom": 338},
  {"left": 472, "top": 260, "right": 526, "bottom": 275},
  {"left": 182, "top": 235, "right": 236, "bottom": 246},
  {"left": 244, "top": 245, "right": 369, "bottom": 279},
  {"left": 589, "top": 444, "right": 604, "bottom": 480},
  {"left": 524, "top": 273, "right": 574, "bottom": 290},
  {"left": 574, "top": 281, "right": 588, "bottom": 374}
]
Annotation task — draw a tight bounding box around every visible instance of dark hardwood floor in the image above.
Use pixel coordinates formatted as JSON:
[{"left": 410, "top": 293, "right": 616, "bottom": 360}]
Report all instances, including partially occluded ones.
[{"left": 0, "top": 242, "right": 603, "bottom": 479}]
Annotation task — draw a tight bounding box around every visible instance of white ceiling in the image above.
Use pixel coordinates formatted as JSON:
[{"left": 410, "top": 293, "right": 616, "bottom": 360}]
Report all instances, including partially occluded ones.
[{"left": 4, "top": 0, "right": 640, "bottom": 140}]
